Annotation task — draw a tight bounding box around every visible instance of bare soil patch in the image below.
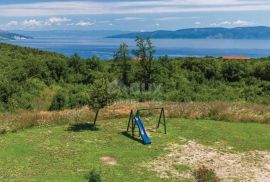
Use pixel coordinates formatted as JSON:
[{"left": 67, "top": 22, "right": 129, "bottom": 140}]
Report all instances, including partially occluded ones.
[
  {"left": 100, "top": 156, "right": 118, "bottom": 166},
  {"left": 145, "top": 141, "right": 270, "bottom": 182}
]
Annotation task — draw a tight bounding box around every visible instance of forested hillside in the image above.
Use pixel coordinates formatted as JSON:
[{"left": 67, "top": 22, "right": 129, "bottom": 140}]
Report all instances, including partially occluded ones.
[
  {"left": 1, "top": 40, "right": 270, "bottom": 112},
  {"left": 108, "top": 26, "right": 270, "bottom": 39}
]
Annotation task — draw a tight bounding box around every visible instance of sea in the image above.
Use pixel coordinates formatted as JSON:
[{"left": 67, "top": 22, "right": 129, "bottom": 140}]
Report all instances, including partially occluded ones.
[{"left": 2, "top": 35, "right": 270, "bottom": 59}]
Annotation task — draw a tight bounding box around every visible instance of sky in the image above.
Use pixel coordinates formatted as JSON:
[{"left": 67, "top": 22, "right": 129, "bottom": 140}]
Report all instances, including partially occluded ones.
[{"left": 0, "top": 0, "right": 270, "bottom": 31}]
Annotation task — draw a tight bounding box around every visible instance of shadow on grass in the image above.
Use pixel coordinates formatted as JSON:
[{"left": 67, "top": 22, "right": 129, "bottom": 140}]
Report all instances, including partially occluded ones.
[
  {"left": 120, "top": 131, "right": 143, "bottom": 144},
  {"left": 67, "top": 123, "right": 99, "bottom": 132}
]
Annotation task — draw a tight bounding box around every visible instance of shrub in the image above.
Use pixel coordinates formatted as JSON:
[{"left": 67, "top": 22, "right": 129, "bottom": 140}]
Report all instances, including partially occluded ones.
[
  {"left": 68, "top": 92, "right": 89, "bottom": 109},
  {"left": 193, "top": 166, "right": 219, "bottom": 182},
  {"left": 66, "top": 85, "right": 91, "bottom": 109},
  {"left": 221, "top": 62, "right": 246, "bottom": 82},
  {"left": 86, "top": 169, "right": 102, "bottom": 182},
  {"left": 8, "top": 93, "right": 34, "bottom": 111},
  {"left": 49, "top": 92, "right": 66, "bottom": 111},
  {"left": 181, "top": 58, "right": 220, "bottom": 80},
  {"left": 253, "top": 62, "right": 270, "bottom": 81},
  {"left": 0, "top": 102, "right": 5, "bottom": 112},
  {"left": 24, "top": 78, "right": 46, "bottom": 96},
  {"left": 0, "top": 128, "right": 6, "bottom": 134},
  {"left": 0, "top": 77, "right": 17, "bottom": 104}
]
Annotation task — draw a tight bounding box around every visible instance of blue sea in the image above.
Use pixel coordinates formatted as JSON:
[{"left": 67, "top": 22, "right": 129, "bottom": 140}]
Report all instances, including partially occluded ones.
[{"left": 3, "top": 35, "right": 270, "bottom": 59}]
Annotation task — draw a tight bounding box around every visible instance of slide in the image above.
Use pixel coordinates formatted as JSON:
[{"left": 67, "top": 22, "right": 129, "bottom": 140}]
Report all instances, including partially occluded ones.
[{"left": 134, "top": 116, "right": 151, "bottom": 145}]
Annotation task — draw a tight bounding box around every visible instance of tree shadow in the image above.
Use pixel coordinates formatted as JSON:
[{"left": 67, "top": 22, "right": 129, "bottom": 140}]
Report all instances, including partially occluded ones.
[
  {"left": 67, "top": 123, "right": 99, "bottom": 132},
  {"left": 120, "top": 131, "right": 143, "bottom": 144}
]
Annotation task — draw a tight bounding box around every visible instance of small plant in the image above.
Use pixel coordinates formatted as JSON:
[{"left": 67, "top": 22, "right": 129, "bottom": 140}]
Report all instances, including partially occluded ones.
[
  {"left": 173, "top": 164, "right": 191, "bottom": 172},
  {"left": 86, "top": 169, "right": 102, "bottom": 182},
  {"left": 0, "top": 128, "right": 6, "bottom": 134},
  {"left": 193, "top": 166, "right": 219, "bottom": 182}
]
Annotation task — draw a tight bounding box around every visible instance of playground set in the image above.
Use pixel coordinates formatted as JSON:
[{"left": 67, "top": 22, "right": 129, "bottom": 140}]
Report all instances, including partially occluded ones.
[{"left": 126, "top": 108, "right": 167, "bottom": 145}]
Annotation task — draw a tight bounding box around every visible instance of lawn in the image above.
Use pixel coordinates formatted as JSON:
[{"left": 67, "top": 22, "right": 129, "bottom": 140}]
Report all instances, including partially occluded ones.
[{"left": 0, "top": 118, "right": 270, "bottom": 181}]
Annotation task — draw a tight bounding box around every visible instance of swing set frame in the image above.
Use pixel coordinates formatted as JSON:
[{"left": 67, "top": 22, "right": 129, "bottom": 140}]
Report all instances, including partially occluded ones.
[{"left": 127, "top": 107, "right": 167, "bottom": 137}]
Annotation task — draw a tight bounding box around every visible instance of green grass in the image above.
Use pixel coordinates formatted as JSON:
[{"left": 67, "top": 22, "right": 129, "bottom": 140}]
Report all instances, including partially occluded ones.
[
  {"left": 0, "top": 118, "right": 270, "bottom": 181},
  {"left": 173, "top": 164, "right": 191, "bottom": 172}
]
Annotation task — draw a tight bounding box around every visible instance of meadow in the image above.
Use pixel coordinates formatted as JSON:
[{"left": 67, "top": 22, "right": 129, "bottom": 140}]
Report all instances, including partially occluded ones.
[
  {"left": 1, "top": 101, "right": 270, "bottom": 181},
  {"left": 1, "top": 117, "right": 270, "bottom": 181}
]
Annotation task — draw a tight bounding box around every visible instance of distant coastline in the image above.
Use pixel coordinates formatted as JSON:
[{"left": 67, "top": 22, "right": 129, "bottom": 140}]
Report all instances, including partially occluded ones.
[
  {"left": 0, "top": 30, "right": 32, "bottom": 40},
  {"left": 107, "top": 26, "right": 270, "bottom": 40}
]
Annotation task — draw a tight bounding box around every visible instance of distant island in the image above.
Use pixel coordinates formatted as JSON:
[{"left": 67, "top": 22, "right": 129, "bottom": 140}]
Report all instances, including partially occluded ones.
[
  {"left": 0, "top": 30, "right": 32, "bottom": 40},
  {"left": 12, "top": 30, "right": 132, "bottom": 38},
  {"left": 107, "top": 26, "right": 270, "bottom": 39}
]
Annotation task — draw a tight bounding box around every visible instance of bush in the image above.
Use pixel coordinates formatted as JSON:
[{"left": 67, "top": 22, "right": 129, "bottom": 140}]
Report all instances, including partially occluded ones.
[
  {"left": 0, "top": 128, "right": 6, "bottom": 134},
  {"left": 253, "top": 62, "right": 270, "bottom": 81},
  {"left": 86, "top": 169, "right": 102, "bottom": 182},
  {"left": 68, "top": 92, "right": 89, "bottom": 109},
  {"left": 193, "top": 166, "right": 219, "bottom": 182},
  {"left": 221, "top": 62, "right": 246, "bottom": 82},
  {"left": 0, "top": 102, "right": 5, "bottom": 113},
  {"left": 66, "top": 85, "right": 90, "bottom": 109},
  {"left": 0, "top": 78, "right": 17, "bottom": 104},
  {"left": 181, "top": 58, "right": 220, "bottom": 80},
  {"left": 49, "top": 92, "right": 66, "bottom": 111}
]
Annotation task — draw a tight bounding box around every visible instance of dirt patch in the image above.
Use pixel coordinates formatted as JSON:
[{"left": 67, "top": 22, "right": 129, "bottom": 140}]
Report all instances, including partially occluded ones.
[
  {"left": 100, "top": 156, "right": 118, "bottom": 166},
  {"left": 145, "top": 141, "right": 270, "bottom": 182}
]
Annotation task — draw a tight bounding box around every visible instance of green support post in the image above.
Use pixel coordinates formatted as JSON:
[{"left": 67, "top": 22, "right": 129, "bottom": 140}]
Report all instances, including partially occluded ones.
[{"left": 126, "top": 107, "right": 167, "bottom": 142}]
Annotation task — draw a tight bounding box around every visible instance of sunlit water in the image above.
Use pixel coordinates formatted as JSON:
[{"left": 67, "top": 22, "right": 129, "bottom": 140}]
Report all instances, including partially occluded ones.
[{"left": 2, "top": 35, "right": 270, "bottom": 59}]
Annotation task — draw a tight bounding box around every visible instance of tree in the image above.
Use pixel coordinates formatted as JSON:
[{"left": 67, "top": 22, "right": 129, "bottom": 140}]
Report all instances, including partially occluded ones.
[
  {"left": 0, "top": 77, "right": 17, "bottom": 104},
  {"left": 88, "top": 78, "right": 119, "bottom": 126},
  {"left": 133, "top": 37, "right": 156, "bottom": 91},
  {"left": 181, "top": 58, "right": 220, "bottom": 80},
  {"left": 253, "top": 62, "right": 270, "bottom": 81},
  {"left": 113, "top": 43, "right": 131, "bottom": 86},
  {"left": 69, "top": 53, "right": 81, "bottom": 72},
  {"left": 221, "top": 61, "right": 246, "bottom": 82},
  {"left": 87, "top": 55, "right": 102, "bottom": 71},
  {"left": 46, "top": 59, "right": 68, "bottom": 82}
]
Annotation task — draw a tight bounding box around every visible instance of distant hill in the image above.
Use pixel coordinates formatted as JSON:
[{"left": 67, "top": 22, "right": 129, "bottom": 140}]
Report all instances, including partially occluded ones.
[
  {"left": 0, "top": 30, "right": 32, "bottom": 40},
  {"left": 13, "top": 30, "right": 132, "bottom": 38},
  {"left": 107, "top": 26, "right": 270, "bottom": 39}
]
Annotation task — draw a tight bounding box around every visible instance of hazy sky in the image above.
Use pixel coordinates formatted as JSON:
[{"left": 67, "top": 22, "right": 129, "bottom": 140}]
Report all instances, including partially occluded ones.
[{"left": 0, "top": 0, "right": 269, "bottom": 31}]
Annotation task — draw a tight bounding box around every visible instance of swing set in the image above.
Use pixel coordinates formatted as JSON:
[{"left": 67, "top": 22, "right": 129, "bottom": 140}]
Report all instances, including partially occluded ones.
[{"left": 126, "top": 107, "right": 167, "bottom": 144}]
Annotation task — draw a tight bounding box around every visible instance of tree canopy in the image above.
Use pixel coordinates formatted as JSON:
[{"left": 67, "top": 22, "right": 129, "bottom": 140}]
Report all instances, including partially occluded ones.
[{"left": 1, "top": 40, "right": 270, "bottom": 113}]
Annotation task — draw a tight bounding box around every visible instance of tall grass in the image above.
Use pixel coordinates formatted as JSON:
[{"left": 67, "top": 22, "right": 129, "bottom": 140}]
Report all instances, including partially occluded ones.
[{"left": 1, "top": 101, "right": 270, "bottom": 132}]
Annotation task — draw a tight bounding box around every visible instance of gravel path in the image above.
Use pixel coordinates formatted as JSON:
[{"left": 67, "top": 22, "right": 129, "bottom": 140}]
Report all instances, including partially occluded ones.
[{"left": 145, "top": 141, "right": 270, "bottom": 182}]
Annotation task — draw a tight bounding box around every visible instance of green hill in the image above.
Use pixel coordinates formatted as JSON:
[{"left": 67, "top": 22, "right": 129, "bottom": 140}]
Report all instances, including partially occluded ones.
[
  {"left": 1, "top": 42, "right": 270, "bottom": 112},
  {"left": 107, "top": 26, "right": 270, "bottom": 39}
]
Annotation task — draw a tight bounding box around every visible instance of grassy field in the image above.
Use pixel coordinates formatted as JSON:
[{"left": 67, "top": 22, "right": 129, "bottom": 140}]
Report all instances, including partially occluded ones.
[{"left": 0, "top": 117, "right": 270, "bottom": 181}]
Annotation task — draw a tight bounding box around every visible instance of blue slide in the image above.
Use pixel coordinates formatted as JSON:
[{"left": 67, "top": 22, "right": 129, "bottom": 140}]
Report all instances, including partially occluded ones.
[{"left": 134, "top": 116, "right": 151, "bottom": 145}]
